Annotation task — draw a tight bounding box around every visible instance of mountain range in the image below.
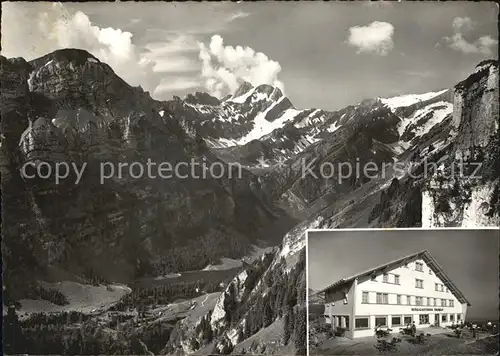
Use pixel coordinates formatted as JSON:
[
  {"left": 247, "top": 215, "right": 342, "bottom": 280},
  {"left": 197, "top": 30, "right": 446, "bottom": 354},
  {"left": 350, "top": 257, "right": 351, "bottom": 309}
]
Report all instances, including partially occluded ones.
[{"left": 1, "top": 49, "right": 498, "bottom": 355}]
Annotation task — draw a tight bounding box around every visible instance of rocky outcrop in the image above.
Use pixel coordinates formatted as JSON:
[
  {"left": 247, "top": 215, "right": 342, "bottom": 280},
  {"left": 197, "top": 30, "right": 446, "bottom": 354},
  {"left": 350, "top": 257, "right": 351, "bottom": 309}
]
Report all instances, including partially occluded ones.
[
  {"left": 421, "top": 60, "right": 499, "bottom": 227},
  {"left": 184, "top": 92, "right": 220, "bottom": 106},
  {"left": 210, "top": 269, "right": 248, "bottom": 331}
]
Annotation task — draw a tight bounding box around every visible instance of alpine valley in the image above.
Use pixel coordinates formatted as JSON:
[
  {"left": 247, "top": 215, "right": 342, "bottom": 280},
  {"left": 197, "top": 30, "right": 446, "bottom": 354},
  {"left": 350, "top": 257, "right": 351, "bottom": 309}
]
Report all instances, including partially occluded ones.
[{"left": 2, "top": 49, "right": 499, "bottom": 355}]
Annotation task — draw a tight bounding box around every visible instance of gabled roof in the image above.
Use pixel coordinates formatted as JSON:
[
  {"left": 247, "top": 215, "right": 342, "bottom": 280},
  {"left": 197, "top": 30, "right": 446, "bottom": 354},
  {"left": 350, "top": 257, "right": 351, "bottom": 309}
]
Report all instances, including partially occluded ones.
[{"left": 317, "top": 249, "right": 471, "bottom": 306}]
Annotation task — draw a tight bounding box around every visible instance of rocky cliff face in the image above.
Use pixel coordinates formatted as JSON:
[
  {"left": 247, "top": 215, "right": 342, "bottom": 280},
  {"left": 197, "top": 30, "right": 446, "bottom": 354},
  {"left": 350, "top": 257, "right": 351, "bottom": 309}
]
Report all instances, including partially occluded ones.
[
  {"left": 1, "top": 50, "right": 294, "bottom": 301},
  {"left": 1, "top": 56, "right": 45, "bottom": 299},
  {"left": 421, "top": 60, "right": 500, "bottom": 227}
]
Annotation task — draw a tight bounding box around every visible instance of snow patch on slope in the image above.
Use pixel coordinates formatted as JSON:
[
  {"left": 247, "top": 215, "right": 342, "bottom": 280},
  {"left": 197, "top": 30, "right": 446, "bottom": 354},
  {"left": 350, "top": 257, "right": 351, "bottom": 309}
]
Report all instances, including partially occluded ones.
[
  {"left": 326, "top": 120, "right": 341, "bottom": 133},
  {"left": 232, "top": 96, "right": 296, "bottom": 145},
  {"left": 228, "top": 87, "right": 256, "bottom": 104},
  {"left": 380, "top": 89, "right": 448, "bottom": 111},
  {"left": 398, "top": 101, "right": 453, "bottom": 137}
]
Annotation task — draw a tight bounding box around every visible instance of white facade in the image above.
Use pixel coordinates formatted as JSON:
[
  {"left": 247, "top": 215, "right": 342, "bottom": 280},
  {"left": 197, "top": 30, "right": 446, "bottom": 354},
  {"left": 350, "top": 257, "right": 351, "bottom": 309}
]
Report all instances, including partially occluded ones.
[{"left": 323, "top": 253, "right": 469, "bottom": 339}]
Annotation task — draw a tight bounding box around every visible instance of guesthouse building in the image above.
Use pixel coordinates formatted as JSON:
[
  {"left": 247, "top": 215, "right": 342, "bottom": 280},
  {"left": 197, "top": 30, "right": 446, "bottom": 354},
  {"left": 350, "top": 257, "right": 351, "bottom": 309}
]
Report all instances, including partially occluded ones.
[{"left": 318, "top": 250, "right": 470, "bottom": 339}]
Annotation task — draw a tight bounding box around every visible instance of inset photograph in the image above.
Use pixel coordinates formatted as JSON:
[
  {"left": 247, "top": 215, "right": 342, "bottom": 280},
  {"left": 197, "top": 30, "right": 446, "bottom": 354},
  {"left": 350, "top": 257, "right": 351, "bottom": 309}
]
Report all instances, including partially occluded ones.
[{"left": 307, "top": 228, "right": 499, "bottom": 356}]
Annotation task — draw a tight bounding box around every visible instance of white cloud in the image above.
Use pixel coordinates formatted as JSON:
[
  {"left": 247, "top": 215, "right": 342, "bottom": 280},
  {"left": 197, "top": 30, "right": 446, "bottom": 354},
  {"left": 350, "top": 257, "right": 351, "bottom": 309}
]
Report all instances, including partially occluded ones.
[
  {"left": 227, "top": 11, "right": 252, "bottom": 23},
  {"left": 154, "top": 77, "right": 201, "bottom": 95},
  {"left": 397, "top": 69, "right": 434, "bottom": 78},
  {"left": 36, "top": 4, "right": 142, "bottom": 76},
  {"left": 347, "top": 21, "right": 395, "bottom": 56},
  {"left": 141, "top": 36, "right": 200, "bottom": 74},
  {"left": 444, "top": 17, "right": 498, "bottom": 56},
  {"left": 363, "top": 1, "right": 396, "bottom": 8},
  {"left": 198, "top": 34, "right": 284, "bottom": 98},
  {"left": 452, "top": 17, "right": 474, "bottom": 32},
  {"left": 476, "top": 35, "right": 498, "bottom": 52},
  {"left": 151, "top": 57, "right": 200, "bottom": 73}
]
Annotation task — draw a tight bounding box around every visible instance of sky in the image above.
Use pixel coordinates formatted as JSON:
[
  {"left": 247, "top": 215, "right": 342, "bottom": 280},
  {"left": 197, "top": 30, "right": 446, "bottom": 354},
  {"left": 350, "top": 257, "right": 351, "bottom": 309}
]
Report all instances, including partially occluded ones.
[
  {"left": 308, "top": 229, "right": 500, "bottom": 321},
  {"left": 1, "top": 1, "right": 498, "bottom": 110}
]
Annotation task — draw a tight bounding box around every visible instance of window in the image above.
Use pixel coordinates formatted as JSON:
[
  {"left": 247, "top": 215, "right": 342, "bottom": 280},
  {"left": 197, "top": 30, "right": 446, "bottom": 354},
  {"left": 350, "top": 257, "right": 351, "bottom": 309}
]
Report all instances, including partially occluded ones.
[
  {"left": 383, "top": 273, "right": 388, "bottom": 283},
  {"left": 362, "top": 292, "right": 369, "bottom": 304},
  {"left": 416, "top": 297, "right": 423, "bottom": 306},
  {"left": 441, "top": 299, "right": 446, "bottom": 307},
  {"left": 383, "top": 293, "right": 388, "bottom": 304},
  {"left": 415, "top": 279, "right": 423, "bottom": 289},
  {"left": 407, "top": 295, "right": 411, "bottom": 305},
  {"left": 429, "top": 269, "right": 433, "bottom": 275},
  {"left": 371, "top": 274, "right": 377, "bottom": 281},
  {"left": 394, "top": 275, "right": 400, "bottom": 285},
  {"left": 355, "top": 317, "right": 369, "bottom": 329},
  {"left": 375, "top": 316, "right": 387, "bottom": 326},
  {"left": 445, "top": 287, "right": 449, "bottom": 293},
  {"left": 397, "top": 295, "right": 401, "bottom": 305},
  {"left": 345, "top": 316, "right": 350, "bottom": 329},
  {"left": 435, "top": 283, "right": 438, "bottom": 291},
  {"left": 415, "top": 262, "right": 423, "bottom": 272},
  {"left": 450, "top": 314, "right": 454, "bottom": 322},
  {"left": 376, "top": 293, "right": 382, "bottom": 304},
  {"left": 392, "top": 316, "right": 401, "bottom": 326},
  {"left": 404, "top": 316, "right": 412, "bottom": 325},
  {"left": 457, "top": 314, "right": 461, "bottom": 321},
  {"left": 440, "top": 285, "right": 444, "bottom": 292},
  {"left": 419, "top": 314, "right": 429, "bottom": 324},
  {"left": 450, "top": 300, "right": 454, "bottom": 307},
  {"left": 442, "top": 314, "right": 447, "bottom": 322},
  {"left": 434, "top": 298, "right": 437, "bottom": 306},
  {"left": 426, "top": 297, "right": 430, "bottom": 306}
]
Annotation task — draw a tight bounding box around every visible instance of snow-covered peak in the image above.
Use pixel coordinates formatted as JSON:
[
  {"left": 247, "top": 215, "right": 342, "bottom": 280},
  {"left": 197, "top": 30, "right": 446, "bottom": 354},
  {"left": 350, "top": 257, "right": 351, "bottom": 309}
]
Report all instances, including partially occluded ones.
[
  {"left": 232, "top": 81, "right": 254, "bottom": 98},
  {"left": 228, "top": 84, "right": 283, "bottom": 105},
  {"left": 228, "top": 86, "right": 256, "bottom": 104},
  {"left": 379, "top": 89, "right": 449, "bottom": 111},
  {"left": 229, "top": 95, "right": 293, "bottom": 145}
]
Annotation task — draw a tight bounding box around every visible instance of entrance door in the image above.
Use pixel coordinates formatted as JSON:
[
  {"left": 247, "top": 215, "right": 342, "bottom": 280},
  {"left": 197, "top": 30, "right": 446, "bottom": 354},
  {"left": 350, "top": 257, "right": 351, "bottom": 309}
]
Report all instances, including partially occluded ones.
[{"left": 435, "top": 314, "right": 440, "bottom": 326}]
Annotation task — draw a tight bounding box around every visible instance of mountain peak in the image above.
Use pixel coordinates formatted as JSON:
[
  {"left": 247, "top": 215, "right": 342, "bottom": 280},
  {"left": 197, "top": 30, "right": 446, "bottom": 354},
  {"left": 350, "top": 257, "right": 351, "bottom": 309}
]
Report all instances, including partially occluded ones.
[
  {"left": 184, "top": 91, "right": 220, "bottom": 106},
  {"left": 227, "top": 82, "right": 284, "bottom": 105},
  {"left": 29, "top": 48, "right": 100, "bottom": 68},
  {"left": 254, "top": 84, "right": 282, "bottom": 97},
  {"left": 233, "top": 81, "right": 254, "bottom": 98},
  {"left": 475, "top": 59, "right": 498, "bottom": 69}
]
